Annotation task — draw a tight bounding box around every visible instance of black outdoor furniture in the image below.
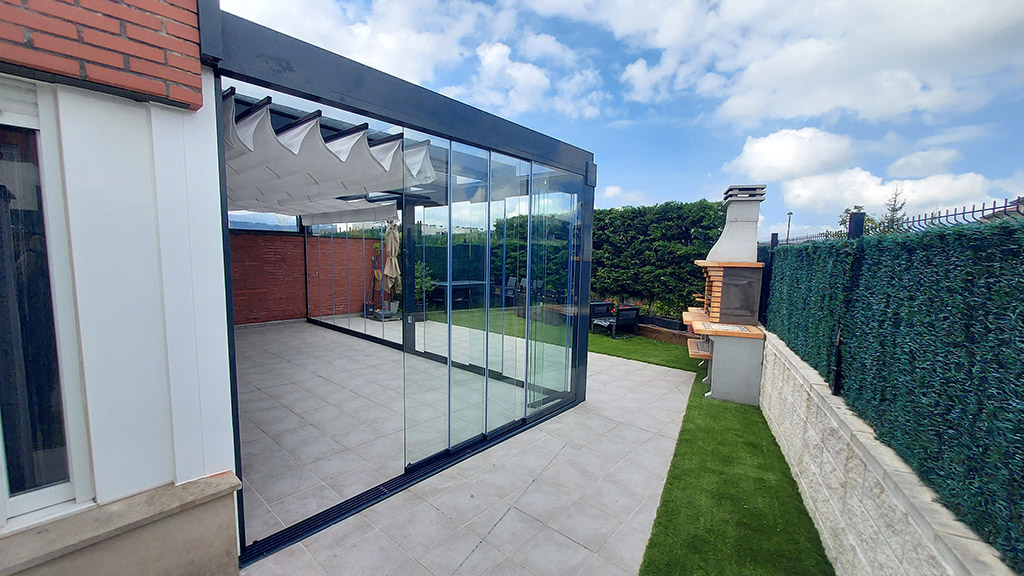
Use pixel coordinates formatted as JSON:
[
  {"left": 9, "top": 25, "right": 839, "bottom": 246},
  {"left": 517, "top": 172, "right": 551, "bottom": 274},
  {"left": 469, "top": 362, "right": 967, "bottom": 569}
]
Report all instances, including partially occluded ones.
[
  {"left": 592, "top": 305, "right": 640, "bottom": 339},
  {"left": 492, "top": 276, "right": 518, "bottom": 306}
]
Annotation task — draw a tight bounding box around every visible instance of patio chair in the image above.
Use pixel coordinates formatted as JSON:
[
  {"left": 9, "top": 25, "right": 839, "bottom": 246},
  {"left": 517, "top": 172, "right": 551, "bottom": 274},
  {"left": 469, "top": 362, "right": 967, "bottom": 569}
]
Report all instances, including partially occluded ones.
[
  {"left": 592, "top": 305, "right": 639, "bottom": 339},
  {"left": 492, "top": 276, "right": 518, "bottom": 306},
  {"left": 589, "top": 301, "right": 614, "bottom": 333}
]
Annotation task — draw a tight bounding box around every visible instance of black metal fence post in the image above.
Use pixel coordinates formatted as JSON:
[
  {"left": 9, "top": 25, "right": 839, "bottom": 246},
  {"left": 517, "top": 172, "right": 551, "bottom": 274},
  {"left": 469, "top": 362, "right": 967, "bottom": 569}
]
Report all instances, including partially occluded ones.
[{"left": 848, "top": 211, "right": 865, "bottom": 239}]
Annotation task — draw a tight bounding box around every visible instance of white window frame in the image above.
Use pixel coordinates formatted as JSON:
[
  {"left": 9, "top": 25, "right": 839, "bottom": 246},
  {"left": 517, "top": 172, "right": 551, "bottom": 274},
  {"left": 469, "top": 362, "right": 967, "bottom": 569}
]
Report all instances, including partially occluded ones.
[{"left": 0, "top": 75, "right": 93, "bottom": 528}]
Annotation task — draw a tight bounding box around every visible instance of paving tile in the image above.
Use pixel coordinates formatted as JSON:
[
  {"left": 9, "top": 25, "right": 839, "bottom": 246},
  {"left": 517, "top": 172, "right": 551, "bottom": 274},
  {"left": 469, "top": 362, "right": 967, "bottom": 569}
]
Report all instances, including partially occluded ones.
[
  {"left": 319, "top": 529, "right": 411, "bottom": 576},
  {"left": 430, "top": 480, "right": 505, "bottom": 525},
  {"left": 241, "top": 544, "right": 318, "bottom": 576},
  {"left": 512, "top": 526, "right": 592, "bottom": 576},
  {"left": 269, "top": 484, "right": 341, "bottom": 527},
  {"left": 484, "top": 557, "right": 537, "bottom": 576},
  {"left": 510, "top": 480, "right": 576, "bottom": 523},
  {"left": 237, "top": 324, "right": 695, "bottom": 576},
  {"left": 548, "top": 499, "right": 621, "bottom": 551},
  {"left": 598, "top": 520, "right": 653, "bottom": 574},
  {"left": 304, "top": 515, "right": 377, "bottom": 564},
  {"left": 573, "top": 554, "right": 631, "bottom": 576},
  {"left": 419, "top": 528, "right": 504, "bottom": 576},
  {"left": 582, "top": 479, "right": 646, "bottom": 523},
  {"left": 466, "top": 503, "right": 545, "bottom": 554},
  {"left": 379, "top": 501, "right": 461, "bottom": 557},
  {"left": 388, "top": 560, "right": 433, "bottom": 576},
  {"left": 358, "top": 489, "right": 427, "bottom": 529}
]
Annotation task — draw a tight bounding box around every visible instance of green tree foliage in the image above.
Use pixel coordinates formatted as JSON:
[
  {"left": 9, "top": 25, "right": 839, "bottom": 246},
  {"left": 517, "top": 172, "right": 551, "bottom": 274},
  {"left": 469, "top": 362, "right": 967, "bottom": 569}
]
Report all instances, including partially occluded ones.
[{"left": 592, "top": 200, "right": 724, "bottom": 317}]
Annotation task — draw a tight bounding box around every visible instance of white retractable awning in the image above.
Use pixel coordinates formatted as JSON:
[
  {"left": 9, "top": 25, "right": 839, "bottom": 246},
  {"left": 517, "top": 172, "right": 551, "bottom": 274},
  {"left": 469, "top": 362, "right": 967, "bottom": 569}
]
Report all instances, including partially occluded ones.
[{"left": 220, "top": 93, "right": 437, "bottom": 224}]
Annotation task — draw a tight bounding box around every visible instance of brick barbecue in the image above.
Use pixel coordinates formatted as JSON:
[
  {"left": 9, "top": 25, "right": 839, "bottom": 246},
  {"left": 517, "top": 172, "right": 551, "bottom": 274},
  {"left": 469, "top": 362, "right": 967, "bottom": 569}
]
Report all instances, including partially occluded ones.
[{"left": 683, "top": 185, "right": 767, "bottom": 405}]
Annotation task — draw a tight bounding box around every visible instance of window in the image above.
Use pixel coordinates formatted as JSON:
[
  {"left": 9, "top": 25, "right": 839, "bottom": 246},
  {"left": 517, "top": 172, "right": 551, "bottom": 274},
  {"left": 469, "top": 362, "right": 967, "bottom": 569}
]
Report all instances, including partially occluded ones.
[
  {"left": 0, "top": 125, "right": 69, "bottom": 497},
  {"left": 0, "top": 76, "right": 90, "bottom": 527}
]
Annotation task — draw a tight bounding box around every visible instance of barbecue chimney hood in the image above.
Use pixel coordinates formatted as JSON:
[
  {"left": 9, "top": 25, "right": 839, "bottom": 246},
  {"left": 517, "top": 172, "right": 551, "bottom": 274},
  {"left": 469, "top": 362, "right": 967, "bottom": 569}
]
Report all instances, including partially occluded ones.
[{"left": 705, "top": 185, "right": 766, "bottom": 263}]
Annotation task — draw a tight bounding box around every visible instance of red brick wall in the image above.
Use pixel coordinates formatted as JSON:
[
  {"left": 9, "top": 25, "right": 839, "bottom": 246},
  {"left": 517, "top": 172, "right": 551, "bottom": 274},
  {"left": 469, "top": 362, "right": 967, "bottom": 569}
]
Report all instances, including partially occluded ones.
[
  {"left": 305, "top": 234, "right": 383, "bottom": 318},
  {"left": 0, "top": 0, "right": 202, "bottom": 109},
  {"left": 229, "top": 230, "right": 382, "bottom": 326}
]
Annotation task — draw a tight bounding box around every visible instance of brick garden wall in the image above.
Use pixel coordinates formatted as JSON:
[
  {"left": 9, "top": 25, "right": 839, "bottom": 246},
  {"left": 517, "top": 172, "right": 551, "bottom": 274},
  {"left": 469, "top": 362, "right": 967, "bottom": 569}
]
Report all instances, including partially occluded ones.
[
  {"left": 229, "top": 230, "right": 380, "bottom": 325},
  {"left": 759, "top": 331, "right": 1014, "bottom": 576},
  {"left": 0, "top": 0, "right": 202, "bottom": 109}
]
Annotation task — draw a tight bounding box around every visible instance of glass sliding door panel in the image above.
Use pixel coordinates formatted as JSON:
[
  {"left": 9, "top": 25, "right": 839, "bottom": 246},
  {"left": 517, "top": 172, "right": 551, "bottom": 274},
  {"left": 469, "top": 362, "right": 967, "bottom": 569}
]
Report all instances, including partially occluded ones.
[
  {"left": 334, "top": 224, "right": 350, "bottom": 330},
  {"left": 448, "top": 143, "right": 488, "bottom": 445},
  {"left": 404, "top": 130, "right": 451, "bottom": 465},
  {"left": 526, "top": 164, "right": 579, "bottom": 416},
  {"left": 487, "top": 153, "right": 529, "bottom": 432},
  {"left": 306, "top": 229, "right": 321, "bottom": 319},
  {"left": 382, "top": 213, "right": 403, "bottom": 345}
]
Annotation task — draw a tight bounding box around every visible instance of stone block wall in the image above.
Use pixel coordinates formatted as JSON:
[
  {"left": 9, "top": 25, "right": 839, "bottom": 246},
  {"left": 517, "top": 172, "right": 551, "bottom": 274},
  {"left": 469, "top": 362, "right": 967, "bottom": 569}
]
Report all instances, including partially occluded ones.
[{"left": 759, "top": 331, "right": 1014, "bottom": 576}]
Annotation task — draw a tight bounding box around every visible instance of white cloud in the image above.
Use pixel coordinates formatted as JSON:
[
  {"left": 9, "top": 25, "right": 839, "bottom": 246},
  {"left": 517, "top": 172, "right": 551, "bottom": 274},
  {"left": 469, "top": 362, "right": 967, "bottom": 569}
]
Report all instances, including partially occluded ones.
[
  {"left": 887, "top": 147, "right": 962, "bottom": 178},
  {"left": 221, "top": 0, "right": 494, "bottom": 85},
  {"left": 917, "top": 124, "right": 992, "bottom": 148},
  {"left": 520, "top": 0, "right": 1024, "bottom": 125},
  {"left": 444, "top": 43, "right": 606, "bottom": 119},
  {"left": 724, "top": 128, "right": 856, "bottom": 182},
  {"left": 520, "top": 33, "right": 579, "bottom": 67},
  {"left": 782, "top": 168, "right": 998, "bottom": 217},
  {"left": 600, "top": 185, "right": 647, "bottom": 207}
]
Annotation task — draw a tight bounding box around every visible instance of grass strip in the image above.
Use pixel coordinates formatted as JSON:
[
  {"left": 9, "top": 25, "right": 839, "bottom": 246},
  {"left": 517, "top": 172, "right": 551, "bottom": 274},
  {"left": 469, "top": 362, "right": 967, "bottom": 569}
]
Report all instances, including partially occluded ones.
[{"left": 639, "top": 351, "right": 834, "bottom": 576}]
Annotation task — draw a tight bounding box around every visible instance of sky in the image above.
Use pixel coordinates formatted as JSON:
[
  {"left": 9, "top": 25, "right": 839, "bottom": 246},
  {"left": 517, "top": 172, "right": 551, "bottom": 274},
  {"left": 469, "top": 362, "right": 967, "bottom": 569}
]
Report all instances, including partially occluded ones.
[{"left": 220, "top": 0, "right": 1024, "bottom": 239}]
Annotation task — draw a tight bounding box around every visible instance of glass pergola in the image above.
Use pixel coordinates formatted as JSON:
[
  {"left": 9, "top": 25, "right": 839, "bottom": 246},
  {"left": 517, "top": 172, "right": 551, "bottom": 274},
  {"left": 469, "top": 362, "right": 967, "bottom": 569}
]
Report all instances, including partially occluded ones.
[{"left": 205, "top": 6, "right": 595, "bottom": 564}]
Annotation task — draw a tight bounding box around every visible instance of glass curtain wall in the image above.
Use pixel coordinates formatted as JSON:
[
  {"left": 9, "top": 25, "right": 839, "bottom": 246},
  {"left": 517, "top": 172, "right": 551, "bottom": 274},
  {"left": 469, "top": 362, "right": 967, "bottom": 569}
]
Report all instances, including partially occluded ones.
[
  {"left": 403, "top": 143, "right": 583, "bottom": 467},
  {"left": 487, "top": 153, "right": 529, "bottom": 432},
  {"left": 526, "top": 164, "right": 580, "bottom": 415},
  {"left": 404, "top": 129, "right": 451, "bottom": 464}
]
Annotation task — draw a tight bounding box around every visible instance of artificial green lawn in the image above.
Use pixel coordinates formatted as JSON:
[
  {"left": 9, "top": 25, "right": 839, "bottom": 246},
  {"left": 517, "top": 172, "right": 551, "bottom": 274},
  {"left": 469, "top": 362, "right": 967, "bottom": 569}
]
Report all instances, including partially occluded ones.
[{"left": 591, "top": 337, "right": 834, "bottom": 576}]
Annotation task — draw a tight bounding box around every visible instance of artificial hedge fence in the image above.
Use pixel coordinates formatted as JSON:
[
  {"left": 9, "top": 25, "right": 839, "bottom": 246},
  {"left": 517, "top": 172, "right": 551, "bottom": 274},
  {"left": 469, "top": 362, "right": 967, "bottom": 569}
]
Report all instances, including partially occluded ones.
[{"left": 763, "top": 219, "right": 1024, "bottom": 574}]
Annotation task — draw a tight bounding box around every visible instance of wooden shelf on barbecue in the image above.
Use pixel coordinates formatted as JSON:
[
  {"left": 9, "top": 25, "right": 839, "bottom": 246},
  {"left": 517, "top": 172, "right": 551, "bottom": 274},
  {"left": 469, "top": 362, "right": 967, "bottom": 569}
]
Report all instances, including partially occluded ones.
[
  {"left": 690, "top": 321, "right": 765, "bottom": 339},
  {"left": 695, "top": 260, "right": 764, "bottom": 269},
  {"left": 683, "top": 309, "right": 711, "bottom": 326},
  {"left": 687, "top": 338, "right": 713, "bottom": 360}
]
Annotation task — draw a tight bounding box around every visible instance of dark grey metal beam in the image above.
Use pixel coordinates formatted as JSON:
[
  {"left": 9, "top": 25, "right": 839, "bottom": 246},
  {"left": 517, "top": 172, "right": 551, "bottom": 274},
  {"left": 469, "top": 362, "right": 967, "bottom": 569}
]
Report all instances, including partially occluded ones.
[{"left": 207, "top": 11, "right": 594, "bottom": 175}]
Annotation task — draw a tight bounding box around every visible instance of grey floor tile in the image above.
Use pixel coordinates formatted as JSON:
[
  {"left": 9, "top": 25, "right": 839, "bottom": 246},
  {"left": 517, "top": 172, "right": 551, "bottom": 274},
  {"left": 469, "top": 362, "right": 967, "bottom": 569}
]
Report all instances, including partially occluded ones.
[
  {"left": 466, "top": 503, "right": 545, "bottom": 554},
  {"left": 319, "top": 529, "right": 411, "bottom": 576},
  {"left": 269, "top": 484, "right": 341, "bottom": 527},
  {"left": 598, "top": 521, "right": 653, "bottom": 574},
  {"left": 379, "top": 501, "right": 462, "bottom": 557},
  {"left": 484, "top": 558, "right": 537, "bottom": 576},
  {"left": 582, "top": 479, "right": 646, "bottom": 523},
  {"left": 419, "top": 528, "right": 504, "bottom": 576},
  {"left": 548, "top": 499, "right": 621, "bottom": 551},
  {"left": 304, "top": 515, "right": 377, "bottom": 564},
  {"left": 511, "top": 480, "right": 576, "bottom": 523},
  {"left": 512, "top": 526, "right": 592, "bottom": 576}
]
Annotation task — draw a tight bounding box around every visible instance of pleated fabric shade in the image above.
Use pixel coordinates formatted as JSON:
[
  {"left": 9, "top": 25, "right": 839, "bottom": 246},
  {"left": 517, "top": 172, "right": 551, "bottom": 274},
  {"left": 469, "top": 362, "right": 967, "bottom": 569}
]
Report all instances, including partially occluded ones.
[{"left": 221, "top": 91, "right": 437, "bottom": 224}]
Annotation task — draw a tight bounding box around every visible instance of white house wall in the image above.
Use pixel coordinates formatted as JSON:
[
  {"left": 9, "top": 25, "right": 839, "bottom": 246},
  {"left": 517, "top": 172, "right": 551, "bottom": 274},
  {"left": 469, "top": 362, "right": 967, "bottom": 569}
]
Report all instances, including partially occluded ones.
[{"left": 53, "top": 71, "right": 232, "bottom": 504}]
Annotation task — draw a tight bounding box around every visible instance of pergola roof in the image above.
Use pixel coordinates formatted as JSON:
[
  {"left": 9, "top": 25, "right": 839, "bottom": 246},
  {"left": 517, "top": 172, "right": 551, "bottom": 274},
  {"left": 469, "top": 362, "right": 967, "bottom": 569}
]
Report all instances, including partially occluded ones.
[{"left": 221, "top": 89, "right": 437, "bottom": 224}]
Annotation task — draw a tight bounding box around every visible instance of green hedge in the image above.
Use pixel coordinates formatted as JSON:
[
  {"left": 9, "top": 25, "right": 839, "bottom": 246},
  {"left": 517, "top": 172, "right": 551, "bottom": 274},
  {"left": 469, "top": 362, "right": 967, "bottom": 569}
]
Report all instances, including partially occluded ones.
[
  {"left": 765, "top": 240, "right": 857, "bottom": 379},
  {"left": 763, "top": 219, "right": 1024, "bottom": 574}
]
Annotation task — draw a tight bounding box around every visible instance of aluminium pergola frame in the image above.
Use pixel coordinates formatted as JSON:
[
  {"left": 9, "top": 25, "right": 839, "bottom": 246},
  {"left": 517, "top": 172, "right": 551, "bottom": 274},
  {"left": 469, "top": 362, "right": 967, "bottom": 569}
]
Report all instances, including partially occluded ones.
[{"left": 198, "top": 1, "right": 596, "bottom": 565}]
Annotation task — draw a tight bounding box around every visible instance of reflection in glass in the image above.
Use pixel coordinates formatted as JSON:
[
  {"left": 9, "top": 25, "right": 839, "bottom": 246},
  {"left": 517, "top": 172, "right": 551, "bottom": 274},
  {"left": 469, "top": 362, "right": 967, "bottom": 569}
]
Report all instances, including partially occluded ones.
[
  {"left": 527, "top": 164, "right": 580, "bottom": 416},
  {"left": 404, "top": 130, "right": 451, "bottom": 464},
  {"left": 0, "top": 125, "right": 69, "bottom": 495},
  {"left": 449, "top": 143, "right": 488, "bottom": 445},
  {"left": 487, "top": 153, "right": 529, "bottom": 431}
]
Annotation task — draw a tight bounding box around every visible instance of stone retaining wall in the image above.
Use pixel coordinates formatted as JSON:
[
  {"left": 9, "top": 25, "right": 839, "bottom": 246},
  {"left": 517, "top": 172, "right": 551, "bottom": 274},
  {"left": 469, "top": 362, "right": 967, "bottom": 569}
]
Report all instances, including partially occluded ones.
[{"left": 759, "top": 331, "right": 1014, "bottom": 576}]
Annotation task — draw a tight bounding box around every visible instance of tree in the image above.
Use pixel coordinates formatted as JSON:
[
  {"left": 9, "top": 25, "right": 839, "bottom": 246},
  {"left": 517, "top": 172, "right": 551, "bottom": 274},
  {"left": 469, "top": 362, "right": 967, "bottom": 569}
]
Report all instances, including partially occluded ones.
[
  {"left": 838, "top": 205, "right": 877, "bottom": 228},
  {"left": 591, "top": 200, "right": 724, "bottom": 317},
  {"left": 880, "top": 186, "right": 906, "bottom": 228}
]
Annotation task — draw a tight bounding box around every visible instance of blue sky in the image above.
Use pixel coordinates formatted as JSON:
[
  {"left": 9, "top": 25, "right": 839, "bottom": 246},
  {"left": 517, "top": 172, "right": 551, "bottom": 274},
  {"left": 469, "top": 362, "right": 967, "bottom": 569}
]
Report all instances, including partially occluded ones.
[{"left": 222, "top": 0, "right": 1024, "bottom": 239}]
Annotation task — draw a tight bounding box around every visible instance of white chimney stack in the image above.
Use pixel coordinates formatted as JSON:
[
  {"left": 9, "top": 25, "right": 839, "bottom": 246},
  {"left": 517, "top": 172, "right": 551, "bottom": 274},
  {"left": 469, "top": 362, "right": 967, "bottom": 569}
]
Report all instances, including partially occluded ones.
[{"left": 704, "top": 185, "right": 766, "bottom": 263}]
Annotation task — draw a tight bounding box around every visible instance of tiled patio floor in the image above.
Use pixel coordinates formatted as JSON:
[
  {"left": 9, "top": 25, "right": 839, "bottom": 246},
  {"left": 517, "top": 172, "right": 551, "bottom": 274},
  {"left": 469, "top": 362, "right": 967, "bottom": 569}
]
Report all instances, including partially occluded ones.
[{"left": 240, "top": 338, "right": 694, "bottom": 576}]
